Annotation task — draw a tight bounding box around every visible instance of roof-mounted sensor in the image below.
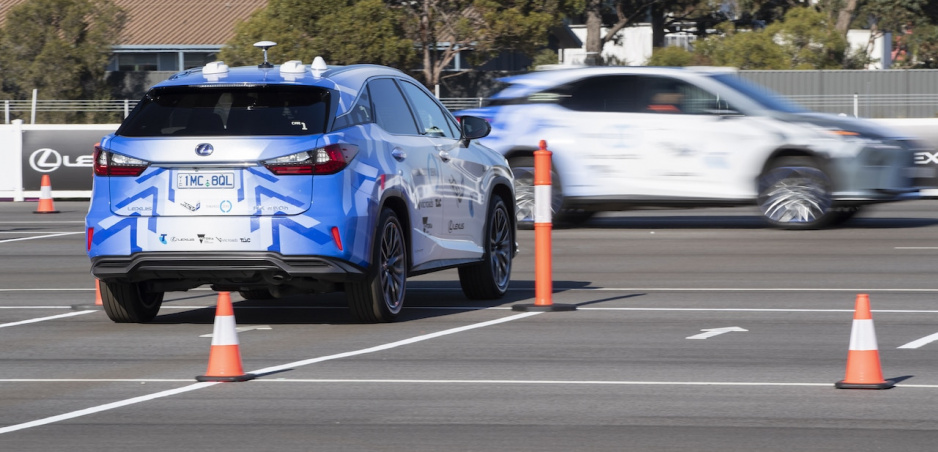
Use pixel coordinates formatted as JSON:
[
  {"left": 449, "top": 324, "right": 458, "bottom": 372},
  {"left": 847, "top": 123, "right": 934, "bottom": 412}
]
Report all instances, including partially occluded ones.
[
  {"left": 254, "top": 41, "right": 277, "bottom": 68},
  {"left": 280, "top": 60, "right": 306, "bottom": 75},
  {"left": 311, "top": 56, "right": 328, "bottom": 78},
  {"left": 202, "top": 61, "right": 229, "bottom": 75}
]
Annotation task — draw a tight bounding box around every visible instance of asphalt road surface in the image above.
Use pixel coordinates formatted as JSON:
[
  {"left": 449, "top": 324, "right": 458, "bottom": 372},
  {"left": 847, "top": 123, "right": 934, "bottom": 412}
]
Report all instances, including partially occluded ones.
[{"left": 2, "top": 199, "right": 938, "bottom": 451}]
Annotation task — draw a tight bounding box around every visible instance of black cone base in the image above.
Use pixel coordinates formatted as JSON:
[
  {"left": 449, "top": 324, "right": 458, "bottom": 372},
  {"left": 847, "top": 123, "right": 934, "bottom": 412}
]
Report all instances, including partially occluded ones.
[
  {"left": 512, "top": 303, "right": 577, "bottom": 312},
  {"left": 835, "top": 379, "right": 895, "bottom": 389},
  {"left": 196, "top": 373, "right": 256, "bottom": 382}
]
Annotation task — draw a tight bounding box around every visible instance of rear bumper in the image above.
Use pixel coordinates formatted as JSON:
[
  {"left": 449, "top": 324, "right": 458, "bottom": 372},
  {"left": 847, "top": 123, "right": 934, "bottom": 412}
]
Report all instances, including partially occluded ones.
[{"left": 91, "top": 252, "right": 366, "bottom": 284}]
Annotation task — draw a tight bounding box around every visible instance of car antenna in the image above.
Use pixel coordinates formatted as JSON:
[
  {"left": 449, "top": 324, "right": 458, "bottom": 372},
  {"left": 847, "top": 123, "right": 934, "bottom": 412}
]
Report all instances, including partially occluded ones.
[{"left": 254, "top": 41, "right": 277, "bottom": 68}]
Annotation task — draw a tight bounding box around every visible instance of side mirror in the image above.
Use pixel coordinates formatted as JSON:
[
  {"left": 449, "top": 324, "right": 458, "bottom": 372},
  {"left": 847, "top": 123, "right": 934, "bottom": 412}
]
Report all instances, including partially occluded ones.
[{"left": 457, "top": 115, "right": 491, "bottom": 146}]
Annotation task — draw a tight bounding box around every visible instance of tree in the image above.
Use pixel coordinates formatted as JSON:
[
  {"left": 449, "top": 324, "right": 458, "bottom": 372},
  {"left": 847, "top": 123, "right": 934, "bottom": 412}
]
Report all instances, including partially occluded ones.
[
  {"left": 223, "top": 1, "right": 573, "bottom": 88},
  {"left": 765, "top": 7, "right": 850, "bottom": 69},
  {"left": 0, "top": 0, "right": 126, "bottom": 122},
  {"left": 646, "top": 44, "right": 698, "bottom": 66},
  {"left": 850, "top": 0, "right": 930, "bottom": 68},
  {"left": 693, "top": 24, "right": 788, "bottom": 69},
  {"left": 690, "top": 7, "right": 857, "bottom": 69},
  {"left": 219, "top": 0, "right": 416, "bottom": 70},
  {"left": 581, "top": 0, "right": 742, "bottom": 66},
  {"left": 582, "top": 0, "right": 656, "bottom": 65},
  {"left": 389, "top": 0, "right": 575, "bottom": 87}
]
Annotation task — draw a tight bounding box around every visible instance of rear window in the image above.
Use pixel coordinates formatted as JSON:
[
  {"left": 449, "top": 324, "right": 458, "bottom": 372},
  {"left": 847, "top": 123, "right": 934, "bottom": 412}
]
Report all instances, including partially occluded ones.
[{"left": 117, "top": 85, "right": 331, "bottom": 137}]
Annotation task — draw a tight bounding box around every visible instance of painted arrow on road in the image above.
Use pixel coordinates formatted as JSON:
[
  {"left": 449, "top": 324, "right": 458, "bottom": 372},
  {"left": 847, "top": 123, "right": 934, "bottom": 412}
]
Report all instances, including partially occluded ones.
[{"left": 686, "top": 327, "right": 748, "bottom": 340}]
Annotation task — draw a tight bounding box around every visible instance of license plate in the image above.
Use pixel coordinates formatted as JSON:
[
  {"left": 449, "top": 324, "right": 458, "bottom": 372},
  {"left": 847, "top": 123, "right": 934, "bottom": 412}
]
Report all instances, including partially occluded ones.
[{"left": 176, "top": 172, "right": 235, "bottom": 189}]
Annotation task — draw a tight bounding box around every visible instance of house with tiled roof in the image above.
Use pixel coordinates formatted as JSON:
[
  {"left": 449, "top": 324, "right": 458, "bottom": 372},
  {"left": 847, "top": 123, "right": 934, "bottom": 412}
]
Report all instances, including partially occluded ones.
[
  {"left": 0, "top": 0, "right": 581, "bottom": 98},
  {"left": 1, "top": 0, "right": 267, "bottom": 72}
]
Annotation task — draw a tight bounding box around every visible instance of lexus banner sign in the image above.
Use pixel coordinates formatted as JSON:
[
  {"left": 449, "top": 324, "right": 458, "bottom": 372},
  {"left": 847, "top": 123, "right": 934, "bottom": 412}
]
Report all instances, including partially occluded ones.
[{"left": 21, "top": 126, "right": 116, "bottom": 191}]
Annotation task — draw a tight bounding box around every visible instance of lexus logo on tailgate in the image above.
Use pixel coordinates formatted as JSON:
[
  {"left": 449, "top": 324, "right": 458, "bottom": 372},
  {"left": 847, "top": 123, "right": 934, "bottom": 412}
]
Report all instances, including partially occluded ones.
[{"left": 195, "top": 143, "right": 214, "bottom": 156}]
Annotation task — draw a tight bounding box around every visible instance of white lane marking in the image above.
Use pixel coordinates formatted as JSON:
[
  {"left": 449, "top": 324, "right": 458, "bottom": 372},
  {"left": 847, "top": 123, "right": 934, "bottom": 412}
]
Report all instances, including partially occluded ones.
[
  {"left": 686, "top": 326, "right": 748, "bottom": 340},
  {"left": 895, "top": 247, "right": 938, "bottom": 250},
  {"left": 3, "top": 286, "right": 938, "bottom": 293},
  {"left": 0, "top": 287, "right": 213, "bottom": 292},
  {"left": 4, "top": 378, "right": 938, "bottom": 389},
  {"left": 255, "top": 379, "right": 938, "bottom": 388},
  {"left": 248, "top": 312, "right": 542, "bottom": 376},
  {"left": 0, "top": 311, "right": 541, "bottom": 434},
  {"left": 0, "top": 232, "right": 83, "bottom": 244},
  {"left": 0, "top": 289, "right": 95, "bottom": 292},
  {"left": 199, "top": 325, "right": 271, "bottom": 337},
  {"left": 0, "top": 231, "right": 83, "bottom": 234},
  {"left": 0, "top": 311, "right": 97, "bottom": 328},
  {"left": 410, "top": 287, "right": 938, "bottom": 293},
  {"left": 0, "top": 221, "right": 84, "bottom": 224},
  {"left": 898, "top": 332, "right": 938, "bottom": 349},
  {"left": 0, "top": 379, "right": 196, "bottom": 382},
  {"left": 6, "top": 305, "right": 938, "bottom": 314},
  {"left": 0, "top": 383, "right": 217, "bottom": 435}
]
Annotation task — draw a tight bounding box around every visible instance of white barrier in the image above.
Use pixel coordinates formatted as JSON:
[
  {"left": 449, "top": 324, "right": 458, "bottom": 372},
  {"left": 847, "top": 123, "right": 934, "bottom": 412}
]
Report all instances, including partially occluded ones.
[
  {"left": 0, "top": 122, "right": 119, "bottom": 200},
  {"left": 0, "top": 120, "right": 25, "bottom": 201},
  {"left": 0, "top": 119, "right": 935, "bottom": 201}
]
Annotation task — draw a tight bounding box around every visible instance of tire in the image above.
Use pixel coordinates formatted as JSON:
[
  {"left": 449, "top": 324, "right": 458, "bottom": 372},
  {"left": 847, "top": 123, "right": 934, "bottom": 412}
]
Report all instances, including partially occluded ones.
[
  {"left": 238, "top": 288, "right": 272, "bottom": 300},
  {"left": 508, "top": 156, "right": 593, "bottom": 229},
  {"left": 459, "top": 196, "right": 513, "bottom": 299},
  {"left": 100, "top": 281, "right": 164, "bottom": 323},
  {"left": 347, "top": 208, "right": 407, "bottom": 323},
  {"left": 757, "top": 157, "right": 835, "bottom": 230}
]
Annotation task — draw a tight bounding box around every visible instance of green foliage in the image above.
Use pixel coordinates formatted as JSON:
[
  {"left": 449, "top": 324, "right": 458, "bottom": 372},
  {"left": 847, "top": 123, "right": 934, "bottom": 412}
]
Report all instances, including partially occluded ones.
[
  {"left": 765, "top": 7, "right": 847, "bottom": 69},
  {"left": 222, "top": 0, "right": 572, "bottom": 86},
  {"left": 392, "top": 0, "right": 569, "bottom": 86},
  {"left": 219, "top": 0, "right": 415, "bottom": 69},
  {"left": 480, "top": 0, "right": 561, "bottom": 54},
  {"left": 646, "top": 46, "right": 697, "bottom": 67},
  {"left": 694, "top": 30, "right": 788, "bottom": 69},
  {"left": 691, "top": 6, "right": 853, "bottom": 69},
  {"left": 851, "top": 0, "right": 926, "bottom": 33},
  {"left": 0, "top": 0, "right": 126, "bottom": 123},
  {"left": 894, "top": 23, "right": 938, "bottom": 68},
  {"left": 528, "top": 48, "right": 561, "bottom": 69},
  {"left": 313, "top": 0, "right": 416, "bottom": 67}
]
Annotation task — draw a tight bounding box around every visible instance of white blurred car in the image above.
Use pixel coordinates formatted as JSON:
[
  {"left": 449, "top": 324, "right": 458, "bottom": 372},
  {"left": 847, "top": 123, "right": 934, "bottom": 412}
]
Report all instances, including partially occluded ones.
[{"left": 457, "top": 66, "right": 937, "bottom": 229}]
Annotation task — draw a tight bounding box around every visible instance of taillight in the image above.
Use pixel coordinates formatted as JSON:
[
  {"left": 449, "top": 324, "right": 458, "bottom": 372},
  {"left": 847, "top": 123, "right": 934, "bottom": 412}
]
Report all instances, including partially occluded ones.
[
  {"left": 93, "top": 146, "right": 149, "bottom": 177},
  {"left": 263, "top": 144, "right": 358, "bottom": 176}
]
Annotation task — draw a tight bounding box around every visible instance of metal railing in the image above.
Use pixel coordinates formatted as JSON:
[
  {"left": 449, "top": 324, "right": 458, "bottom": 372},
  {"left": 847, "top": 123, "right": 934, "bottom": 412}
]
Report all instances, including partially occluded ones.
[
  {"left": 439, "top": 95, "right": 938, "bottom": 118},
  {"left": 439, "top": 98, "right": 485, "bottom": 112},
  {"left": 4, "top": 94, "right": 936, "bottom": 123},
  {"left": 785, "top": 94, "right": 938, "bottom": 118},
  {"left": 3, "top": 99, "right": 138, "bottom": 124}
]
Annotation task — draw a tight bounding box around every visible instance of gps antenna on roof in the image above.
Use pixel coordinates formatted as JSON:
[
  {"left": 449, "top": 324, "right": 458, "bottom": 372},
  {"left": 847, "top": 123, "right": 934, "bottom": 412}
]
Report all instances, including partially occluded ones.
[
  {"left": 311, "top": 56, "right": 328, "bottom": 78},
  {"left": 254, "top": 41, "right": 277, "bottom": 68}
]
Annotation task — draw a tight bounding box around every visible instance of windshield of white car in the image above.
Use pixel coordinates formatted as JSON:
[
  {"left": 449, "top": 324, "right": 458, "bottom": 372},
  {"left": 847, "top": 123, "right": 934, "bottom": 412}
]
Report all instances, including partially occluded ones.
[
  {"left": 709, "top": 74, "right": 808, "bottom": 114},
  {"left": 117, "top": 85, "right": 331, "bottom": 137}
]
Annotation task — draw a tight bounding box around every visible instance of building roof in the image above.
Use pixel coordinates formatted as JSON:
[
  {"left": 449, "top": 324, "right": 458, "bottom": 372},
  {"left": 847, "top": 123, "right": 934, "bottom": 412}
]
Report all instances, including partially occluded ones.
[{"left": 0, "top": 0, "right": 267, "bottom": 46}]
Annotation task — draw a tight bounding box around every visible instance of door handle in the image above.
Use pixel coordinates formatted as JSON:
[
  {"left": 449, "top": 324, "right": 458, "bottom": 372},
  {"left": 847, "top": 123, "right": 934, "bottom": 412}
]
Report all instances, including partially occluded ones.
[
  {"left": 438, "top": 149, "right": 451, "bottom": 162},
  {"left": 391, "top": 148, "right": 406, "bottom": 162}
]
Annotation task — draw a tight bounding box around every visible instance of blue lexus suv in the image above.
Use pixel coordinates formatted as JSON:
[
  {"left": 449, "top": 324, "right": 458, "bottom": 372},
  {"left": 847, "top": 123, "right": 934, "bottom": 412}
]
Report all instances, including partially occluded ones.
[{"left": 86, "top": 45, "right": 516, "bottom": 323}]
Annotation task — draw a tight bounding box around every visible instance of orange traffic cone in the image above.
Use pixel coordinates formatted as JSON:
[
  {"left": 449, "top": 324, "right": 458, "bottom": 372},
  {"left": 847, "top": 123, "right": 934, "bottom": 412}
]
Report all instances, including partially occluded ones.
[
  {"left": 196, "top": 292, "right": 255, "bottom": 382},
  {"left": 835, "top": 294, "right": 894, "bottom": 389},
  {"left": 95, "top": 280, "right": 103, "bottom": 306},
  {"left": 33, "top": 175, "right": 59, "bottom": 214}
]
